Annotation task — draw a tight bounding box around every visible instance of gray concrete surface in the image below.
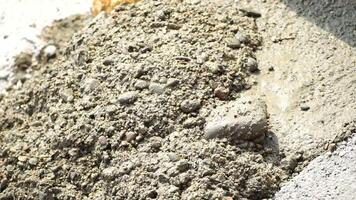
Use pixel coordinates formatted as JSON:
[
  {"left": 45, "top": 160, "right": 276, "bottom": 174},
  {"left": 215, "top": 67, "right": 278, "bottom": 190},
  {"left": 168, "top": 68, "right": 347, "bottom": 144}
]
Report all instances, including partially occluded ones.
[{"left": 274, "top": 135, "right": 356, "bottom": 200}]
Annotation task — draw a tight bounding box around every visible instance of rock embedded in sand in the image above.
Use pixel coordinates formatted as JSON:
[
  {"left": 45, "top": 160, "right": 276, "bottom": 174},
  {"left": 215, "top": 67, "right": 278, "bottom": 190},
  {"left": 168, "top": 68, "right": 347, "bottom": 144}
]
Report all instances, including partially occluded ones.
[
  {"left": 214, "top": 87, "right": 230, "bottom": 100},
  {"left": 118, "top": 91, "right": 138, "bottom": 104},
  {"left": 134, "top": 80, "right": 149, "bottom": 90},
  {"left": 149, "top": 83, "right": 165, "bottom": 94},
  {"left": 245, "top": 57, "right": 259, "bottom": 73},
  {"left": 235, "top": 31, "right": 249, "bottom": 43},
  {"left": 226, "top": 37, "right": 241, "bottom": 49},
  {"left": 180, "top": 99, "right": 201, "bottom": 113},
  {"left": 59, "top": 88, "right": 74, "bottom": 102},
  {"left": 102, "top": 166, "right": 119, "bottom": 180},
  {"left": 205, "top": 96, "right": 268, "bottom": 142},
  {"left": 43, "top": 45, "right": 57, "bottom": 59},
  {"left": 83, "top": 78, "right": 100, "bottom": 92}
]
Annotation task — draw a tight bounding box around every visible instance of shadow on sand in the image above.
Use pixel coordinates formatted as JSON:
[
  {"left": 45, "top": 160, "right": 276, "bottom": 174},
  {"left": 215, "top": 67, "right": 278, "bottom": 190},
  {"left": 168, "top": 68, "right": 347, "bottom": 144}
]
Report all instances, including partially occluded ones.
[{"left": 283, "top": 0, "right": 356, "bottom": 47}]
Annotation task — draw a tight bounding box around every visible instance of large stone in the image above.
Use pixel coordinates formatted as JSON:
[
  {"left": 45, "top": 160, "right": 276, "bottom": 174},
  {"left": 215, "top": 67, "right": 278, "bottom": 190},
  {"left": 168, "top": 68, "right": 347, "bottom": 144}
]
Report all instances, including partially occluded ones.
[{"left": 205, "top": 96, "right": 268, "bottom": 142}]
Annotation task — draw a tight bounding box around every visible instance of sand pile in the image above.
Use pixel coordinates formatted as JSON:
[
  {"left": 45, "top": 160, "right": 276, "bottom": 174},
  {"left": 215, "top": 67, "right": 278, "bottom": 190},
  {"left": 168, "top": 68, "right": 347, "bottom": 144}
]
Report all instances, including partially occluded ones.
[{"left": 0, "top": 1, "right": 286, "bottom": 199}]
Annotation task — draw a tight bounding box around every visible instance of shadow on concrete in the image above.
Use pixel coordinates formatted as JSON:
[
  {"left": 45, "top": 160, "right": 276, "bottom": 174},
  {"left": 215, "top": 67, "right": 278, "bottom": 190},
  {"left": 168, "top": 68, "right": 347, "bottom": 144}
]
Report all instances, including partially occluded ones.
[{"left": 283, "top": 0, "right": 356, "bottom": 47}]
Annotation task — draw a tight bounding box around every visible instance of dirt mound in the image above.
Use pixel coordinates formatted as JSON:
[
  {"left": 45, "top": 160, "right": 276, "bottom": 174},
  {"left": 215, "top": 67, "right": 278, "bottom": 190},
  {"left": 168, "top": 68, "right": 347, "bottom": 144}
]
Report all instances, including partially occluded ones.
[{"left": 0, "top": 1, "right": 286, "bottom": 199}]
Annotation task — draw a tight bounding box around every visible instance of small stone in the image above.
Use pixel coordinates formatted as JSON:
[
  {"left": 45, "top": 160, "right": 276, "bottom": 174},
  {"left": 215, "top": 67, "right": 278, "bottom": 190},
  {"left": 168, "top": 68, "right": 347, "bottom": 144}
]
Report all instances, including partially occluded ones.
[
  {"left": 239, "top": 8, "right": 261, "bottom": 18},
  {"left": 59, "top": 88, "right": 74, "bottom": 102},
  {"left": 98, "top": 136, "right": 108, "bottom": 146},
  {"left": 149, "top": 83, "right": 165, "bottom": 94},
  {"left": 28, "top": 158, "right": 38, "bottom": 166},
  {"left": 105, "top": 105, "right": 117, "bottom": 114},
  {"left": 176, "top": 160, "right": 190, "bottom": 172},
  {"left": 102, "top": 167, "right": 119, "bottom": 179},
  {"left": 281, "top": 155, "right": 298, "bottom": 171},
  {"left": 150, "top": 136, "right": 162, "bottom": 149},
  {"left": 166, "top": 78, "right": 179, "bottom": 88},
  {"left": 245, "top": 57, "right": 259, "bottom": 73},
  {"left": 44, "top": 45, "right": 57, "bottom": 59},
  {"left": 196, "top": 53, "right": 208, "bottom": 64},
  {"left": 167, "top": 153, "right": 179, "bottom": 162},
  {"left": 226, "top": 38, "right": 241, "bottom": 49},
  {"left": 205, "top": 96, "right": 268, "bottom": 141},
  {"left": 103, "top": 59, "right": 113, "bottom": 66},
  {"left": 147, "top": 190, "right": 158, "bottom": 199},
  {"left": 83, "top": 78, "right": 100, "bottom": 92},
  {"left": 18, "top": 156, "right": 28, "bottom": 162},
  {"left": 155, "top": 10, "right": 166, "bottom": 20},
  {"left": 180, "top": 99, "right": 201, "bottom": 113},
  {"left": 134, "top": 80, "right": 149, "bottom": 90},
  {"left": 125, "top": 132, "right": 137, "bottom": 142},
  {"left": 206, "top": 62, "right": 222, "bottom": 74},
  {"left": 183, "top": 118, "right": 197, "bottom": 128},
  {"left": 175, "top": 56, "right": 191, "bottom": 62},
  {"left": 235, "top": 31, "right": 249, "bottom": 43},
  {"left": 300, "top": 105, "right": 310, "bottom": 111},
  {"left": 167, "top": 23, "right": 181, "bottom": 30},
  {"left": 214, "top": 87, "right": 230, "bottom": 100},
  {"left": 118, "top": 91, "right": 138, "bottom": 104},
  {"left": 119, "top": 161, "right": 135, "bottom": 174}
]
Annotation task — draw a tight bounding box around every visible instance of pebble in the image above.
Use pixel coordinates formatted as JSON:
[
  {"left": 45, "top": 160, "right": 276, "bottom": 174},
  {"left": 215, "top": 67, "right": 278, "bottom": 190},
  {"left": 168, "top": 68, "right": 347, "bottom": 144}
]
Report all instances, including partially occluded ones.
[
  {"left": 206, "top": 62, "right": 221, "bottom": 74},
  {"left": 196, "top": 53, "right": 208, "bottom": 64},
  {"left": 239, "top": 8, "right": 262, "bottom": 18},
  {"left": 149, "top": 83, "right": 165, "bottom": 94},
  {"left": 59, "top": 88, "right": 74, "bottom": 102},
  {"left": 28, "top": 158, "right": 38, "bottom": 166},
  {"left": 167, "top": 153, "right": 179, "bottom": 162},
  {"left": 83, "top": 78, "right": 100, "bottom": 92},
  {"left": 118, "top": 91, "right": 138, "bottom": 104},
  {"left": 235, "top": 31, "right": 249, "bottom": 43},
  {"left": 245, "top": 57, "right": 259, "bottom": 73},
  {"left": 103, "top": 59, "right": 114, "bottom": 66},
  {"left": 165, "top": 78, "right": 179, "bottom": 88},
  {"left": 98, "top": 136, "right": 108, "bottom": 146},
  {"left": 18, "top": 155, "right": 28, "bottom": 162},
  {"left": 147, "top": 190, "right": 158, "bottom": 199},
  {"left": 205, "top": 96, "right": 268, "bottom": 141},
  {"left": 300, "top": 105, "right": 310, "bottom": 111},
  {"left": 175, "top": 56, "right": 191, "bottom": 62},
  {"left": 105, "top": 105, "right": 117, "bottom": 114},
  {"left": 226, "top": 38, "right": 241, "bottom": 49},
  {"left": 119, "top": 161, "right": 135, "bottom": 175},
  {"left": 176, "top": 160, "right": 190, "bottom": 172},
  {"left": 134, "top": 80, "right": 149, "bottom": 90},
  {"left": 125, "top": 132, "right": 137, "bottom": 142},
  {"left": 43, "top": 45, "right": 57, "bottom": 59},
  {"left": 102, "top": 167, "right": 119, "bottom": 179},
  {"left": 214, "top": 87, "right": 230, "bottom": 100},
  {"left": 180, "top": 99, "right": 201, "bottom": 113}
]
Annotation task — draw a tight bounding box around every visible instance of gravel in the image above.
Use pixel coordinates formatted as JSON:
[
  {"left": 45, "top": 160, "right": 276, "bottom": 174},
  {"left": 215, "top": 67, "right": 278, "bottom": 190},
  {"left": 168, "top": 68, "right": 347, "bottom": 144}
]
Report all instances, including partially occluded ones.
[{"left": 0, "top": 1, "right": 285, "bottom": 199}]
